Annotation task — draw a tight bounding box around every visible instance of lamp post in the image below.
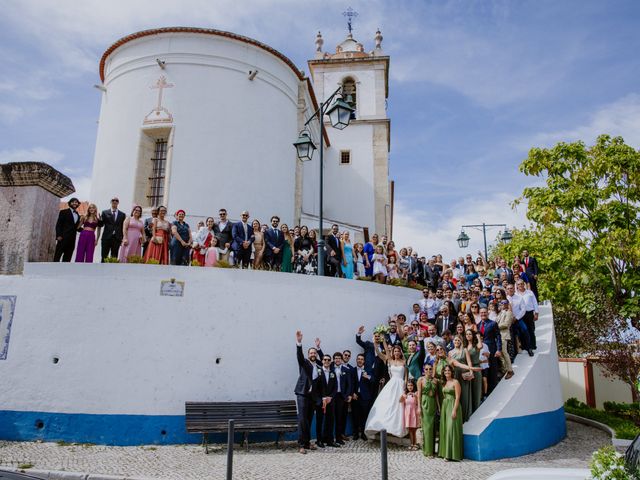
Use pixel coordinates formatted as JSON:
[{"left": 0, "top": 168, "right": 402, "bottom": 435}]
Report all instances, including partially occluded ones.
[
  {"left": 457, "top": 223, "right": 513, "bottom": 260},
  {"left": 293, "top": 86, "right": 354, "bottom": 276}
]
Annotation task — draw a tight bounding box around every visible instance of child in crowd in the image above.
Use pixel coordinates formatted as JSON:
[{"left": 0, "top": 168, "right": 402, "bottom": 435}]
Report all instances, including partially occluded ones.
[
  {"left": 400, "top": 379, "right": 419, "bottom": 450},
  {"left": 387, "top": 256, "right": 400, "bottom": 279},
  {"left": 372, "top": 245, "right": 388, "bottom": 283},
  {"left": 204, "top": 236, "right": 229, "bottom": 267},
  {"left": 479, "top": 332, "right": 490, "bottom": 401}
]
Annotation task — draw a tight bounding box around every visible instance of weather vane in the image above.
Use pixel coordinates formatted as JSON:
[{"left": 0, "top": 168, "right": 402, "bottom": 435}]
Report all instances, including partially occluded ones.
[{"left": 343, "top": 7, "right": 358, "bottom": 34}]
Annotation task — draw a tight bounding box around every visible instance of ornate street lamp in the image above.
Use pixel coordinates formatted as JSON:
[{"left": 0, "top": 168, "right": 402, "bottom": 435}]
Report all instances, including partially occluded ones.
[
  {"left": 457, "top": 230, "right": 470, "bottom": 249},
  {"left": 292, "top": 86, "right": 354, "bottom": 276},
  {"left": 501, "top": 228, "right": 513, "bottom": 244},
  {"left": 325, "top": 97, "right": 355, "bottom": 130},
  {"left": 293, "top": 130, "right": 316, "bottom": 162}
]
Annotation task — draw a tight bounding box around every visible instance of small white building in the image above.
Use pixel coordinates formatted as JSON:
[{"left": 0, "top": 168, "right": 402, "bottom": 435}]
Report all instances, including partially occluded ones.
[{"left": 90, "top": 27, "right": 392, "bottom": 239}]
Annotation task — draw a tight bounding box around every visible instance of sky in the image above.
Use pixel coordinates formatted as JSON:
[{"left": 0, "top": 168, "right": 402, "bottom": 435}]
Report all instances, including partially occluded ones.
[{"left": 1, "top": 0, "right": 640, "bottom": 259}]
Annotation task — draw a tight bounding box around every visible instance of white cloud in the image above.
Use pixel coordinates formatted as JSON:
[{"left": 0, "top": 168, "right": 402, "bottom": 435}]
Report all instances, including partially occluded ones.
[
  {"left": 0, "top": 147, "right": 64, "bottom": 165},
  {"left": 530, "top": 93, "right": 640, "bottom": 148},
  {"left": 392, "top": 192, "right": 529, "bottom": 261}
]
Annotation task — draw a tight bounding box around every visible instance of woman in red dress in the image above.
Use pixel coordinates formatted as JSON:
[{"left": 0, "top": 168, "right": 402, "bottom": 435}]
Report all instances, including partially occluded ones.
[{"left": 144, "top": 205, "right": 170, "bottom": 265}]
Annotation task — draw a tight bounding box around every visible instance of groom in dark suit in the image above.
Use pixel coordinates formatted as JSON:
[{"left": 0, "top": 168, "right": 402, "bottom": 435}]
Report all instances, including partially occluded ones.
[
  {"left": 53, "top": 197, "right": 81, "bottom": 262},
  {"left": 477, "top": 307, "right": 502, "bottom": 394},
  {"left": 100, "top": 197, "right": 126, "bottom": 261},
  {"left": 351, "top": 353, "right": 373, "bottom": 440},
  {"left": 294, "top": 331, "right": 320, "bottom": 454}
]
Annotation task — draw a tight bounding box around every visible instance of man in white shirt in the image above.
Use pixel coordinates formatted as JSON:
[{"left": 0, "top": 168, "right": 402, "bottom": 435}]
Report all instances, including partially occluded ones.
[
  {"left": 515, "top": 279, "right": 539, "bottom": 350},
  {"left": 506, "top": 283, "right": 533, "bottom": 356},
  {"left": 423, "top": 324, "right": 445, "bottom": 350}
]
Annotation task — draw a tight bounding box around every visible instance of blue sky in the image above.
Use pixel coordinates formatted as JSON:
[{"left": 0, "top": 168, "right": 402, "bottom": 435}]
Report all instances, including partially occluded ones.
[{"left": 1, "top": 0, "right": 640, "bottom": 259}]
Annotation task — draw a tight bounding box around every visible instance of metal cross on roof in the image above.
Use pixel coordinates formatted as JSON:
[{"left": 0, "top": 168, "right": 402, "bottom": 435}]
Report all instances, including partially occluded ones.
[{"left": 343, "top": 7, "right": 358, "bottom": 34}]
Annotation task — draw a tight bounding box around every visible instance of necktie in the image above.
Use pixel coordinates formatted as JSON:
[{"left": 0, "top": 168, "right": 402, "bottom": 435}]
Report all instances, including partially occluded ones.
[
  {"left": 336, "top": 367, "right": 341, "bottom": 392},
  {"left": 481, "top": 322, "right": 486, "bottom": 335}
]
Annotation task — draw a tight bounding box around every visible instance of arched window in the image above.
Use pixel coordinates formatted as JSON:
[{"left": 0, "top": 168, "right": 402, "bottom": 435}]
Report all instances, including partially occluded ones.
[{"left": 342, "top": 77, "right": 357, "bottom": 118}]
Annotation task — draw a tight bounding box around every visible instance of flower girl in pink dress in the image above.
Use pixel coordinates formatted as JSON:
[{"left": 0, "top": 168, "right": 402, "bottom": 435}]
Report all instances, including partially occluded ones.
[{"left": 400, "top": 379, "right": 420, "bottom": 450}]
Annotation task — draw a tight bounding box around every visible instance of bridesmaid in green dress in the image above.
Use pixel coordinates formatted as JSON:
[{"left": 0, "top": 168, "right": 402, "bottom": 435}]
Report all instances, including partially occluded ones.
[
  {"left": 465, "top": 329, "right": 483, "bottom": 413},
  {"left": 417, "top": 364, "right": 438, "bottom": 457},
  {"left": 433, "top": 345, "right": 449, "bottom": 404},
  {"left": 406, "top": 339, "right": 425, "bottom": 381},
  {"left": 439, "top": 364, "right": 463, "bottom": 461},
  {"left": 280, "top": 224, "right": 294, "bottom": 273},
  {"left": 448, "top": 334, "right": 474, "bottom": 422}
]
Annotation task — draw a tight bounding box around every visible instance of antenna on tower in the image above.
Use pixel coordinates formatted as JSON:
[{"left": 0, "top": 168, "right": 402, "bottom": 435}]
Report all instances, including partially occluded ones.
[{"left": 342, "top": 7, "right": 358, "bottom": 35}]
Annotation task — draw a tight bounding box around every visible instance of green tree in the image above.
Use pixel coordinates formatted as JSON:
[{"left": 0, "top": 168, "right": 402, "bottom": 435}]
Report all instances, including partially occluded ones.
[{"left": 494, "top": 135, "right": 640, "bottom": 400}]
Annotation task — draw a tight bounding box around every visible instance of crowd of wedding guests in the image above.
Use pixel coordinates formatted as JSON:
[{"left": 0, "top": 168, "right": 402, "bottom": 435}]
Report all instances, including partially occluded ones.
[
  {"left": 294, "top": 256, "right": 540, "bottom": 460},
  {"left": 53, "top": 198, "right": 541, "bottom": 294}
]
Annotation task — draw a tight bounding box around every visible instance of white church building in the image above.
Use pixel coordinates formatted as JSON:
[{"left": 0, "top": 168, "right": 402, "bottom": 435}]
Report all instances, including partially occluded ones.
[{"left": 90, "top": 26, "right": 392, "bottom": 239}]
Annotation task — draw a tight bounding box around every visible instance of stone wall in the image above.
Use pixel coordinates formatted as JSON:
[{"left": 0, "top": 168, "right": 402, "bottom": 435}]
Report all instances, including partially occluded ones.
[{"left": 0, "top": 162, "right": 75, "bottom": 274}]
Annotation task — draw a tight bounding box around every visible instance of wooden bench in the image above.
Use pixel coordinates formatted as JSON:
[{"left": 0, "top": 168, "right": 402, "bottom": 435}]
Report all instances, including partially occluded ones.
[{"left": 185, "top": 400, "right": 298, "bottom": 453}]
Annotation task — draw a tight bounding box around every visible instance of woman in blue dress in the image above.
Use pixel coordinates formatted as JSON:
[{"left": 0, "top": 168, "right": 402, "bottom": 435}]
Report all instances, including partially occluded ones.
[
  {"left": 363, "top": 233, "right": 378, "bottom": 277},
  {"left": 340, "top": 231, "right": 355, "bottom": 279}
]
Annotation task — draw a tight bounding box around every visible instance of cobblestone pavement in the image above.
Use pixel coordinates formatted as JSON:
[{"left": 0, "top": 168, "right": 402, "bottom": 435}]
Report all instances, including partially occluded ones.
[{"left": 0, "top": 421, "right": 608, "bottom": 480}]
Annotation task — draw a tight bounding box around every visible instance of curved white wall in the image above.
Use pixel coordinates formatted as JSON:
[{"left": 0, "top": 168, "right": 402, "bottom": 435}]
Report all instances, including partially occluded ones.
[{"left": 91, "top": 32, "right": 301, "bottom": 223}]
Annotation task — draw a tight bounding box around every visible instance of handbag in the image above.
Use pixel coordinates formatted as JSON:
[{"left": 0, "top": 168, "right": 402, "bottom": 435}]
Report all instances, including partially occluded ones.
[
  {"left": 154, "top": 236, "right": 164, "bottom": 245},
  {"left": 462, "top": 371, "right": 475, "bottom": 381}
]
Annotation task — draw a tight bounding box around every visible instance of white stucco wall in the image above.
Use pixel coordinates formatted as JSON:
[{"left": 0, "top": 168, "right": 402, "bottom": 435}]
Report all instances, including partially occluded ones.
[
  {"left": 0, "top": 263, "right": 417, "bottom": 416},
  {"left": 91, "top": 32, "right": 301, "bottom": 224}
]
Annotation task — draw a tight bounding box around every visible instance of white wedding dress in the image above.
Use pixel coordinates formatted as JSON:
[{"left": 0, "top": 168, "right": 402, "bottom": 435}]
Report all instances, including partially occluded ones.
[{"left": 365, "top": 364, "right": 407, "bottom": 438}]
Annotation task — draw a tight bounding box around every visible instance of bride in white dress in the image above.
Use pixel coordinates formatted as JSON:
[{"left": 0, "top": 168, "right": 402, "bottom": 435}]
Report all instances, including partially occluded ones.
[{"left": 365, "top": 342, "right": 407, "bottom": 438}]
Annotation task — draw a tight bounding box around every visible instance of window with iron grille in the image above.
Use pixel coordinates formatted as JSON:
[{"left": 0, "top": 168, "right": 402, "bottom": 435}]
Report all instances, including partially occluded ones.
[
  {"left": 340, "top": 150, "right": 351, "bottom": 165},
  {"left": 148, "top": 139, "right": 167, "bottom": 206}
]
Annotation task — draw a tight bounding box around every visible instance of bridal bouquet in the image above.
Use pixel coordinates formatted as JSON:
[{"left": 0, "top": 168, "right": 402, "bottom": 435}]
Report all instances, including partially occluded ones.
[{"left": 373, "top": 324, "right": 390, "bottom": 335}]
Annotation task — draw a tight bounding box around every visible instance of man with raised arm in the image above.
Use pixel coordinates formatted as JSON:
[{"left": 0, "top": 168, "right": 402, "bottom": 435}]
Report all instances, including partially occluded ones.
[{"left": 294, "top": 330, "right": 320, "bottom": 454}]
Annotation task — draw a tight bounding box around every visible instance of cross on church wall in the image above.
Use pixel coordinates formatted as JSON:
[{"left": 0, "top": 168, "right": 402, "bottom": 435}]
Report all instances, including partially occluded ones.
[{"left": 151, "top": 76, "right": 174, "bottom": 110}]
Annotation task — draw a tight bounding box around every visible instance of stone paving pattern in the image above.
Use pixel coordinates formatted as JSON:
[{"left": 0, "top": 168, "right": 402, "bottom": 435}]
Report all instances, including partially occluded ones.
[{"left": 0, "top": 422, "right": 608, "bottom": 480}]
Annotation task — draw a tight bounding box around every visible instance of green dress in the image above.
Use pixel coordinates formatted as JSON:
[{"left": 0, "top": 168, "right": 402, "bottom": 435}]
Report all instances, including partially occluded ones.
[
  {"left": 280, "top": 240, "right": 293, "bottom": 272},
  {"left": 439, "top": 385, "right": 463, "bottom": 461},
  {"left": 467, "top": 346, "right": 483, "bottom": 413},
  {"left": 434, "top": 358, "right": 449, "bottom": 404},
  {"left": 420, "top": 377, "right": 437, "bottom": 457},
  {"left": 451, "top": 349, "right": 473, "bottom": 422}
]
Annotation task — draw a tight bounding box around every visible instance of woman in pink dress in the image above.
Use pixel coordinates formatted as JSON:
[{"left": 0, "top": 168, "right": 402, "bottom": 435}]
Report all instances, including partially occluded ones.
[
  {"left": 400, "top": 379, "right": 420, "bottom": 450},
  {"left": 119, "top": 205, "right": 144, "bottom": 263},
  {"left": 144, "top": 206, "right": 170, "bottom": 265},
  {"left": 75, "top": 203, "right": 101, "bottom": 263}
]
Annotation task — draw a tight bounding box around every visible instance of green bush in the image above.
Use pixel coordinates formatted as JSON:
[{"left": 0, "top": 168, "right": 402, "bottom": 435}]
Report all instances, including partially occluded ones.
[
  {"left": 127, "top": 255, "right": 145, "bottom": 264},
  {"left": 604, "top": 401, "right": 640, "bottom": 425},
  {"left": 565, "top": 399, "right": 640, "bottom": 440},
  {"left": 146, "top": 258, "right": 160, "bottom": 265},
  {"left": 104, "top": 257, "right": 120, "bottom": 263},
  {"left": 590, "top": 445, "right": 636, "bottom": 480}
]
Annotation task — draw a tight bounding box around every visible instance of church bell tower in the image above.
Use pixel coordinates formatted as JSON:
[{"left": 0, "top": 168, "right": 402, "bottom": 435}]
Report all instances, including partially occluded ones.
[{"left": 307, "top": 11, "right": 391, "bottom": 238}]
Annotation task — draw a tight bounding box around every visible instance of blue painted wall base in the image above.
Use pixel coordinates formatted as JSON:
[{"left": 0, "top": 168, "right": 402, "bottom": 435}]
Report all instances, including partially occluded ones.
[
  {"left": 464, "top": 406, "right": 567, "bottom": 460},
  {"left": 0, "top": 409, "right": 337, "bottom": 446}
]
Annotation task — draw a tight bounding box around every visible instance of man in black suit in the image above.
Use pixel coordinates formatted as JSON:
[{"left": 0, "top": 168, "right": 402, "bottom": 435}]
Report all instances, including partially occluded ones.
[
  {"left": 54, "top": 197, "right": 81, "bottom": 262},
  {"left": 384, "top": 318, "right": 403, "bottom": 347},
  {"left": 317, "top": 354, "right": 338, "bottom": 447},
  {"left": 351, "top": 353, "right": 373, "bottom": 440},
  {"left": 522, "top": 249, "right": 540, "bottom": 301},
  {"left": 213, "top": 208, "right": 233, "bottom": 263},
  {"left": 331, "top": 352, "right": 353, "bottom": 445},
  {"left": 324, "top": 224, "right": 342, "bottom": 277},
  {"left": 99, "top": 197, "right": 126, "bottom": 262},
  {"left": 477, "top": 307, "right": 502, "bottom": 394},
  {"left": 231, "top": 211, "right": 254, "bottom": 268},
  {"left": 264, "top": 215, "right": 284, "bottom": 270},
  {"left": 294, "top": 331, "right": 320, "bottom": 454}
]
